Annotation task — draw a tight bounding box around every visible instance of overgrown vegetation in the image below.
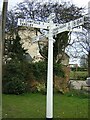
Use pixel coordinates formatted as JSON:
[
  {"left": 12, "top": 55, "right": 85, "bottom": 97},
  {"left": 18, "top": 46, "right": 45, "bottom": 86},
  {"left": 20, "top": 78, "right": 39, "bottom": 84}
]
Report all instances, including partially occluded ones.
[
  {"left": 2, "top": 60, "right": 27, "bottom": 94},
  {"left": 3, "top": 59, "right": 65, "bottom": 94},
  {"left": 3, "top": 31, "right": 66, "bottom": 95},
  {"left": 3, "top": 0, "right": 88, "bottom": 95}
]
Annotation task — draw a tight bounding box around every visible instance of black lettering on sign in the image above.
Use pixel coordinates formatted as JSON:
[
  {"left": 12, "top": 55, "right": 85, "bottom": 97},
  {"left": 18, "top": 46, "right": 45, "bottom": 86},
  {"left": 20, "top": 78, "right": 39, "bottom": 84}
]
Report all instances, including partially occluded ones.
[
  {"left": 73, "top": 21, "right": 76, "bottom": 27},
  {"left": 77, "top": 19, "right": 80, "bottom": 25},
  {"left": 67, "top": 22, "right": 71, "bottom": 30}
]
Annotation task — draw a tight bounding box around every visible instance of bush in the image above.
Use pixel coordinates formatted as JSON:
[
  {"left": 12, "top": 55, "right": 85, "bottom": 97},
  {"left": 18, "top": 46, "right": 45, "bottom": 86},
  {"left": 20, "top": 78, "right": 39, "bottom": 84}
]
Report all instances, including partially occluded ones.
[
  {"left": 36, "top": 83, "right": 46, "bottom": 94},
  {"left": 25, "top": 62, "right": 65, "bottom": 93},
  {"left": 30, "top": 61, "right": 47, "bottom": 81},
  {"left": 54, "top": 63, "right": 65, "bottom": 77},
  {"left": 28, "top": 62, "right": 64, "bottom": 81},
  {"left": 3, "top": 60, "right": 65, "bottom": 94},
  {"left": 3, "top": 60, "right": 26, "bottom": 94},
  {"left": 4, "top": 77, "right": 26, "bottom": 95}
]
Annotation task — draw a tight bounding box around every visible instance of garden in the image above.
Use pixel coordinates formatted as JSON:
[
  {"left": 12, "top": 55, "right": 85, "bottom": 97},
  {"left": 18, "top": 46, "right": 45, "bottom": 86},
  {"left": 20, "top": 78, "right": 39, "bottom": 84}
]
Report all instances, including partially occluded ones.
[
  {"left": 2, "top": 58, "right": 89, "bottom": 119},
  {"left": 2, "top": 1, "right": 90, "bottom": 119},
  {"left": 2, "top": 35, "right": 89, "bottom": 119}
]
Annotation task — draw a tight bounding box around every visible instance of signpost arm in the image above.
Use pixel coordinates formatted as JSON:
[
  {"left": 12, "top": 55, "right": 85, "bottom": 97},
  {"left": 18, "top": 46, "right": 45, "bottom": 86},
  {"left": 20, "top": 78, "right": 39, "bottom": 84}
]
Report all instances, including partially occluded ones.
[{"left": 46, "top": 20, "right": 54, "bottom": 120}]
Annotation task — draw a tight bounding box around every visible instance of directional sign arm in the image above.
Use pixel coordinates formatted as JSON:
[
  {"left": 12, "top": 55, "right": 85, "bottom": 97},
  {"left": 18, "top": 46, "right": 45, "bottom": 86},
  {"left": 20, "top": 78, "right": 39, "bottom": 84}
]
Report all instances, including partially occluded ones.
[
  {"left": 32, "top": 34, "right": 48, "bottom": 43},
  {"left": 66, "top": 16, "right": 84, "bottom": 30},
  {"left": 17, "top": 18, "right": 59, "bottom": 30},
  {"left": 17, "top": 18, "right": 50, "bottom": 29},
  {"left": 53, "top": 16, "right": 84, "bottom": 35}
]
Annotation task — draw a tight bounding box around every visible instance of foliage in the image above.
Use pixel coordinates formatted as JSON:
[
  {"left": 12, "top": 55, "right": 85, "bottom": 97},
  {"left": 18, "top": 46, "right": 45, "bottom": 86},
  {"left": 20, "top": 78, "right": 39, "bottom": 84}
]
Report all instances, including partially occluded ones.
[
  {"left": 71, "top": 67, "right": 87, "bottom": 71},
  {"left": 28, "top": 61, "right": 47, "bottom": 81},
  {"left": 5, "top": 1, "right": 79, "bottom": 94},
  {"left": 54, "top": 63, "right": 65, "bottom": 77},
  {"left": 70, "top": 69, "right": 88, "bottom": 80},
  {"left": 24, "top": 61, "right": 65, "bottom": 93},
  {"left": 27, "top": 61, "right": 65, "bottom": 81},
  {"left": 4, "top": 77, "right": 26, "bottom": 95},
  {"left": 36, "top": 83, "right": 46, "bottom": 94},
  {"left": 3, "top": 58, "right": 65, "bottom": 94},
  {"left": 3, "top": 60, "right": 27, "bottom": 94},
  {"left": 3, "top": 33, "right": 29, "bottom": 94},
  {"left": 4, "top": 35, "right": 27, "bottom": 63}
]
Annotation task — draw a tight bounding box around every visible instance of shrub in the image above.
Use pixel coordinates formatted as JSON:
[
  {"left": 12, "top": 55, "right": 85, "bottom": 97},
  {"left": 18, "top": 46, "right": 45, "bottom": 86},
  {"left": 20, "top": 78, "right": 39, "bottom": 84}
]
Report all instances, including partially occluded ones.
[
  {"left": 54, "top": 63, "right": 65, "bottom": 77},
  {"left": 30, "top": 61, "right": 47, "bottom": 81},
  {"left": 36, "top": 83, "right": 46, "bottom": 94},
  {"left": 3, "top": 60, "right": 26, "bottom": 94},
  {"left": 28, "top": 62, "right": 65, "bottom": 81},
  {"left": 4, "top": 77, "right": 26, "bottom": 95}
]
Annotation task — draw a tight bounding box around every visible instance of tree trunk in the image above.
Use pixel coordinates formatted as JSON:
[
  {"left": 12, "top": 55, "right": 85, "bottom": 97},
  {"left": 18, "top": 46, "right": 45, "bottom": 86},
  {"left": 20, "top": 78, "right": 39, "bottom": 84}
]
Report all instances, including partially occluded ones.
[{"left": 88, "top": 52, "right": 90, "bottom": 77}]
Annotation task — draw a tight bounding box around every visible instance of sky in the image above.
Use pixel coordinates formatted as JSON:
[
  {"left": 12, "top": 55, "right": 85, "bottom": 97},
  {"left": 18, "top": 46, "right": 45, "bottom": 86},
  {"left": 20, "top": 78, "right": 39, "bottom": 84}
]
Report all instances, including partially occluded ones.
[{"left": 0, "top": 0, "right": 90, "bottom": 11}]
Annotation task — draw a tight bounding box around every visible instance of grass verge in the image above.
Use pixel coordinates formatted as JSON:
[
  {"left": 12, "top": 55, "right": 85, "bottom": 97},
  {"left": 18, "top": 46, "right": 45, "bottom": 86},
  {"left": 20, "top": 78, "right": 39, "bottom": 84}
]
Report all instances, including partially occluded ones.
[{"left": 2, "top": 93, "right": 89, "bottom": 119}]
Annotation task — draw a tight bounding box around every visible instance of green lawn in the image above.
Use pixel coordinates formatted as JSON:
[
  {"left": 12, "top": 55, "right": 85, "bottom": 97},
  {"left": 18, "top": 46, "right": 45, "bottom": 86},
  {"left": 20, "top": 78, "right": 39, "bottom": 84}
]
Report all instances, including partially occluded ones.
[
  {"left": 70, "top": 70, "right": 88, "bottom": 80},
  {"left": 2, "top": 93, "right": 89, "bottom": 119}
]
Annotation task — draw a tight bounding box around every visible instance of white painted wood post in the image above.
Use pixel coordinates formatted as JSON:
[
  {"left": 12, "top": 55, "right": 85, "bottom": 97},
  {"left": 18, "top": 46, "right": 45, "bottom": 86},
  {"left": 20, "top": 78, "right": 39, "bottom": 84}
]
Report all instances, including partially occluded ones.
[{"left": 46, "top": 20, "right": 54, "bottom": 119}]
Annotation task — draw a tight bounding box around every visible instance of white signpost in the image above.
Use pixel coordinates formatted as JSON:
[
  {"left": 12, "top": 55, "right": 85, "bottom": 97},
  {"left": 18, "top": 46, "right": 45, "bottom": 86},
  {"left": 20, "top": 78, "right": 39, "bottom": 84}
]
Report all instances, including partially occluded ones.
[
  {"left": 18, "top": 18, "right": 50, "bottom": 29},
  {"left": 31, "top": 16, "right": 84, "bottom": 42},
  {"left": 52, "top": 17, "right": 84, "bottom": 36},
  {"left": 17, "top": 13, "right": 85, "bottom": 119}
]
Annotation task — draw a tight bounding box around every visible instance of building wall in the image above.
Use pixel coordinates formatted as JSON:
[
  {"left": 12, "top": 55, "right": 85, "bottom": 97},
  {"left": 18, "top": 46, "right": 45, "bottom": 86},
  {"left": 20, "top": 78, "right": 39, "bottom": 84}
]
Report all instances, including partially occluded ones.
[
  {"left": 18, "top": 27, "right": 70, "bottom": 64},
  {"left": 18, "top": 27, "right": 43, "bottom": 61}
]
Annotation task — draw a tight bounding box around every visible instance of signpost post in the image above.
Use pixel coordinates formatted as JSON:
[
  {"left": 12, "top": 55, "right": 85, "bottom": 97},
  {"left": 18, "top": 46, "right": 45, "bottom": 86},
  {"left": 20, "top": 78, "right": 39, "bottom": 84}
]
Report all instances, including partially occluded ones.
[
  {"left": 17, "top": 13, "right": 85, "bottom": 119},
  {"left": 46, "top": 18, "right": 55, "bottom": 120},
  {"left": 18, "top": 14, "right": 55, "bottom": 119}
]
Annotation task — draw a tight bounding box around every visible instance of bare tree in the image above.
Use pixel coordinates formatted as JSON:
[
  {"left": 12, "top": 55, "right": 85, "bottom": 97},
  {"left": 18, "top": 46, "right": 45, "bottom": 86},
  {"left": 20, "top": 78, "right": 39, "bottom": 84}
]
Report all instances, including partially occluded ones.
[
  {"left": 4, "top": 1, "right": 85, "bottom": 66},
  {"left": 12, "top": 1, "right": 83, "bottom": 62},
  {"left": 66, "top": 27, "right": 90, "bottom": 76}
]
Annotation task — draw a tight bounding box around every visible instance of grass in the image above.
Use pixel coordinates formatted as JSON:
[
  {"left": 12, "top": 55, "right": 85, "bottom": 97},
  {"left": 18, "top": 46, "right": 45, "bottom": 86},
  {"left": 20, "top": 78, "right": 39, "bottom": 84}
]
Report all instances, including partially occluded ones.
[
  {"left": 2, "top": 93, "right": 89, "bottom": 119},
  {"left": 70, "top": 70, "right": 88, "bottom": 80}
]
